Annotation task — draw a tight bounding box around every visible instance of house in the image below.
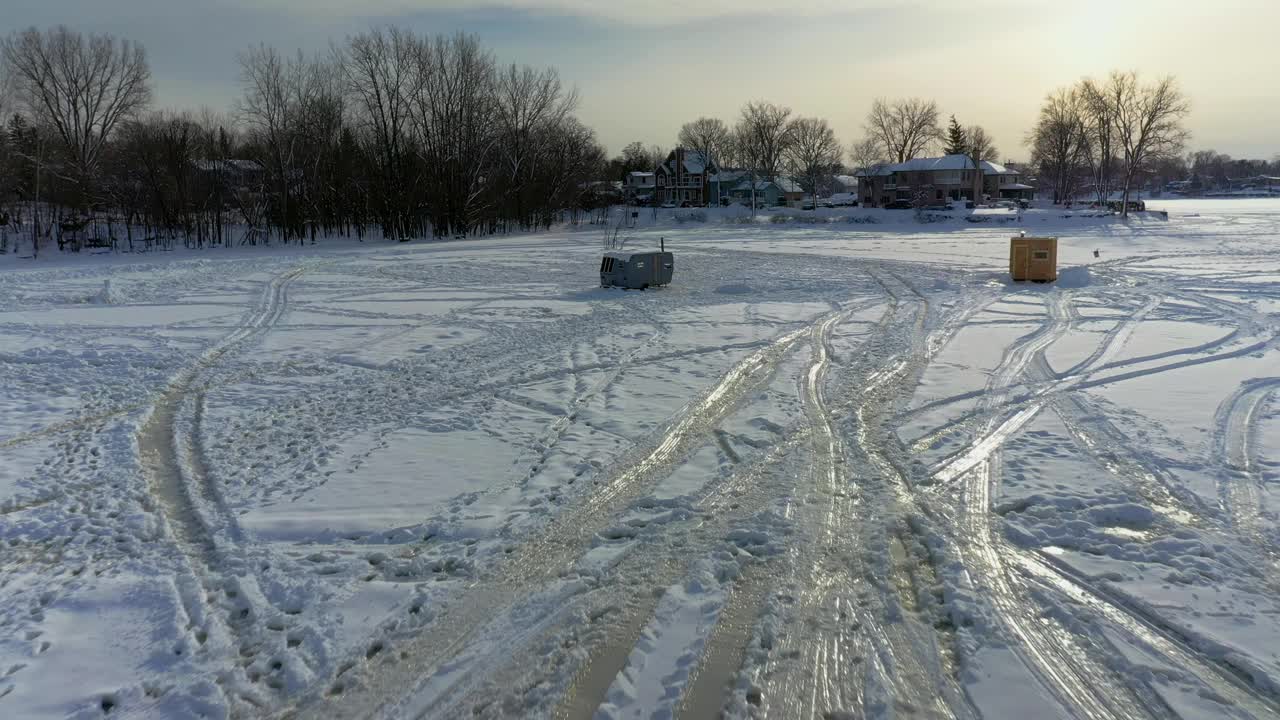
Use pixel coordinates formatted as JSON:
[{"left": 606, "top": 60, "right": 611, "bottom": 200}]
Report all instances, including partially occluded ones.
[
  {"left": 831, "top": 175, "right": 859, "bottom": 194},
  {"left": 856, "top": 154, "right": 1034, "bottom": 207},
  {"left": 656, "top": 148, "right": 719, "bottom": 206},
  {"left": 727, "top": 176, "right": 804, "bottom": 207},
  {"left": 624, "top": 171, "right": 655, "bottom": 203},
  {"left": 192, "top": 158, "right": 265, "bottom": 191},
  {"left": 707, "top": 169, "right": 749, "bottom": 204}
]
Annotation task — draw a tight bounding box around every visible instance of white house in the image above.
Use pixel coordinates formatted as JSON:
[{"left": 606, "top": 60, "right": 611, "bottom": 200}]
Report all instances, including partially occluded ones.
[{"left": 625, "top": 171, "right": 655, "bottom": 202}]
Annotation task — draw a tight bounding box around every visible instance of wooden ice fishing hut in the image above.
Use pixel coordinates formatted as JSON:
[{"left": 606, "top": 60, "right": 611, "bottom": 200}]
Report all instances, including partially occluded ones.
[{"left": 1009, "top": 235, "right": 1058, "bottom": 282}]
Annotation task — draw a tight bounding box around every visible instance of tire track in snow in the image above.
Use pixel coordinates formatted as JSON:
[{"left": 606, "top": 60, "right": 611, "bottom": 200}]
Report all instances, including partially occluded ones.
[
  {"left": 932, "top": 293, "right": 1160, "bottom": 486},
  {"left": 547, "top": 298, "right": 897, "bottom": 719},
  {"left": 741, "top": 309, "right": 875, "bottom": 719},
  {"left": 1216, "top": 378, "right": 1280, "bottom": 574},
  {"left": 1017, "top": 549, "right": 1280, "bottom": 719},
  {"left": 959, "top": 459, "right": 1157, "bottom": 720},
  {"left": 945, "top": 285, "right": 1280, "bottom": 717},
  {"left": 141, "top": 267, "right": 302, "bottom": 562},
  {"left": 1020, "top": 294, "right": 1280, "bottom": 714},
  {"left": 288, "top": 311, "right": 834, "bottom": 719},
  {"left": 137, "top": 266, "right": 304, "bottom": 706},
  {"left": 742, "top": 274, "right": 988, "bottom": 720},
  {"left": 1034, "top": 297, "right": 1204, "bottom": 526},
  {"left": 944, "top": 293, "right": 1162, "bottom": 720}
]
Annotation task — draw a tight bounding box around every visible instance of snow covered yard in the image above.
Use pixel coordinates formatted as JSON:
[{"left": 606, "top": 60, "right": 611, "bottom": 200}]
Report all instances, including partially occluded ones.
[{"left": 1, "top": 199, "right": 1278, "bottom": 719}]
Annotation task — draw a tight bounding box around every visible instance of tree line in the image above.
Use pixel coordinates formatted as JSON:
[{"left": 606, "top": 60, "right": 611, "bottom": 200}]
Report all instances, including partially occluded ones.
[
  {"left": 0, "top": 23, "right": 1249, "bottom": 255},
  {"left": 605, "top": 73, "right": 1214, "bottom": 218},
  {"left": 602, "top": 97, "right": 1005, "bottom": 205},
  {"left": 0, "top": 25, "right": 608, "bottom": 255},
  {"left": 1025, "top": 74, "right": 1277, "bottom": 209}
]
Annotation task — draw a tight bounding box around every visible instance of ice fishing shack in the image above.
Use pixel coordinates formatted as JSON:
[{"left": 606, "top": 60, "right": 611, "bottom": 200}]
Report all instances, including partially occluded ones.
[
  {"left": 599, "top": 248, "right": 673, "bottom": 290},
  {"left": 1009, "top": 235, "right": 1058, "bottom": 282}
]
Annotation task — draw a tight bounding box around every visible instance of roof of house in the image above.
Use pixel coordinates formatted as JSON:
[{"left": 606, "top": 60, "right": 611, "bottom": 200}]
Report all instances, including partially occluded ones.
[
  {"left": 854, "top": 164, "right": 894, "bottom": 177},
  {"left": 733, "top": 177, "right": 803, "bottom": 193},
  {"left": 193, "top": 158, "right": 262, "bottom": 173},
  {"left": 833, "top": 175, "right": 859, "bottom": 187},
  {"left": 628, "top": 171, "right": 654, "bottom": 179},
  {"left": 661, "top": 149, "right": 713, "bottom": 175},
  {"left": 854, "top": 154, "right": 1017, "bottom": 178}
]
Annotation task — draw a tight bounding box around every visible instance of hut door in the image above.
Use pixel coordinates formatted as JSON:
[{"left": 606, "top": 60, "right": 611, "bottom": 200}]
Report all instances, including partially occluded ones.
[{"left": 1013, "top": 245, "right": 1028, "bottom": 278}]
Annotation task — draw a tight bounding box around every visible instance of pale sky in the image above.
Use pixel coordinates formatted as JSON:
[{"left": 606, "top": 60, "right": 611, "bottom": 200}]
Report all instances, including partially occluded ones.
[{"left": 7, "top": 0, "right": 1279, "bottom": 161}]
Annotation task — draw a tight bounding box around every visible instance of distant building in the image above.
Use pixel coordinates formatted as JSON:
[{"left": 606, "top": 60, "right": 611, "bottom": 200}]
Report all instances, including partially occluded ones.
[
  {"left": 707, "top": 169, "right": 749, "bottom": 204},
  {"left": 656, "top": 148, "right": 719, "bottom": 206},
  {"left": 624, "top": 171, "right": 655, "bottom": 203},
  {"left": 856, "top": 154, "right": 1033, "bottom": 207},
  {"left": 831, "top": 175, "right": 859, "bottom": 194},
  {"left": 727, "top": 176, "right": 804, "bottom": 207}
]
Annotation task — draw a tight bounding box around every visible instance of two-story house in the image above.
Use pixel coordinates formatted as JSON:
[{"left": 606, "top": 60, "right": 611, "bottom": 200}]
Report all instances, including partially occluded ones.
[
  {"left": 625, "top": 171, "right": 656, "bottom": 203},
  {"left": 656, "top": 148, "right": 719, "bottom": 206},
  {"left": 857, "top": 154, "right": 1034, "bottom": 206}
]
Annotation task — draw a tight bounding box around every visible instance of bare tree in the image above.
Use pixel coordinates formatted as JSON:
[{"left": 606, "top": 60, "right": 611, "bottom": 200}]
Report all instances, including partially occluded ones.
[
  {"left": 411, "top": 32, "right": 498, "bottom": 237},
  {"left": 239, "top": 45, "right": 299, "bottom": 241},
  {"left": 864, "top": 97, "right": 940, "bottom": 163},
  {"left": 848, "top": 136, "right": 887, "bottom": 173},
  {"left": 339, "top": 27, "right": 418, "bottom": 239},
  {"left": 645, "top": 144, "right": 667, "bottom": 171},
  {"left": 494, "top": 61, "right": 577, "bottom": 227},
  {"left": 1110, "top": 72, "right": 1189, "bottom": 215},
  {"left": 784, "top": 116, "right": 840, "bottom": 205},
  {"left": 846, "top": 136, "right": 887, "bottom": 204},
  {"left": 1027, "top": 87, "right": 1091, "bottom": 204},
  {"left": 735, "top": 101, "right": 791, "bottom": 179},
  {"left": 732, "top": 101, "right": 791, "bottom": 212},
  {"left": 965, "top": 125, "right": 997, "bottom": 202},
  {"left": 1079, "top": 78, "right": 1118, "bottom": 205},
  {"left": 677, "top": 116, "right": 731, "bottom": 167},
  {"left": 1, "top": 26, "right": 151, "bottom": 186}
]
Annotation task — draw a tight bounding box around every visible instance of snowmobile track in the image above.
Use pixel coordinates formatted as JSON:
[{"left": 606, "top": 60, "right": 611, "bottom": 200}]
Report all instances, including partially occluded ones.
[{"left": 284, "top": 308, "right": 840, "bottom": 719}]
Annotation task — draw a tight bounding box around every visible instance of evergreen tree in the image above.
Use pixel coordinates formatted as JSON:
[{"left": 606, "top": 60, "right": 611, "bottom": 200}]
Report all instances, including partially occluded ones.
[{"left": 943, "top": 115, "right": 968, "bottom": 155}]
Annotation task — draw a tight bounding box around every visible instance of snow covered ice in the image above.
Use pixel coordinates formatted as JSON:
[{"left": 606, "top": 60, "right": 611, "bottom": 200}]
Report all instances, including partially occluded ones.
[{"left": 2, "top": 199, "right": 1280, "bottom": 719}]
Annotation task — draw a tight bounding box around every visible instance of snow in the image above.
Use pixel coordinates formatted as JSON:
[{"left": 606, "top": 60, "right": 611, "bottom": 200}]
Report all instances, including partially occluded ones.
[{"left": 2, "top": 198, "right": 1280, "bottom": 719}]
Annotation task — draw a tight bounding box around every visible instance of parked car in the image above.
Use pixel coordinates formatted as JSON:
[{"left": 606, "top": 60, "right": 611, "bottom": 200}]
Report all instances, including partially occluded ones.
[
  {"left": 885, "top": 200, "right": 914, "bottom": 209},
  {"left": 660, "top": 202, "right": 677, "bottom": 209}
]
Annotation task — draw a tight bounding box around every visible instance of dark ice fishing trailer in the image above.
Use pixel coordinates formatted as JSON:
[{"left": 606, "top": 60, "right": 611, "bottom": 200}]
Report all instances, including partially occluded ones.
[{"left": 600, "top": 251, "right": 673, "bottom": 289}]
